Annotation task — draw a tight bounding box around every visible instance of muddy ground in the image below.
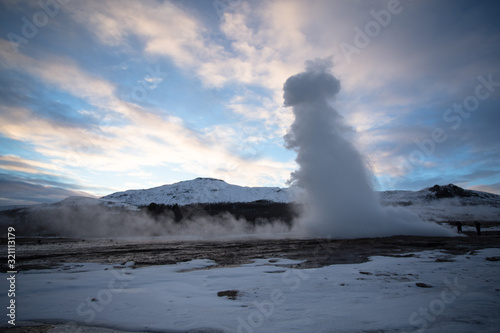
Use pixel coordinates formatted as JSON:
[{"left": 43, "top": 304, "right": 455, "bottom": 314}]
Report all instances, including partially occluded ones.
[{"left": 5, "top": 228, "right": 500, "bottom": 272}]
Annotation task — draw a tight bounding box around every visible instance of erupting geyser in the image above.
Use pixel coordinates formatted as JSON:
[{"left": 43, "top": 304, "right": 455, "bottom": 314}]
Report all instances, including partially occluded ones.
[{"left": 284, "top": 58, "right": 454, "bottom": 238}]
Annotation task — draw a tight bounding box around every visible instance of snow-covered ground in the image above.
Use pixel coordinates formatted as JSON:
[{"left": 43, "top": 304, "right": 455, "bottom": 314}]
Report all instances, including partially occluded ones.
[{"left": 4, "top": 248, "right": 500, "bottom": 332}]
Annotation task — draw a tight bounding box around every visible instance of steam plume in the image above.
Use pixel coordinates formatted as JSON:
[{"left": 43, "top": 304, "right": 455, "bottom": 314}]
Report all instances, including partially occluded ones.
[{"left": 284, "top": 58, "right": 453, "bottom": 238}]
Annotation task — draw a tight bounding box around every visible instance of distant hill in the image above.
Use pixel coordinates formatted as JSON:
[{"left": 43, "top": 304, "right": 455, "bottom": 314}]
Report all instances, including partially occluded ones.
[
  {"left": 1, "top": 180, "right": 499, "bottom": 236},
  {"left": 379, "top": 184, "right": 500, "bottom": 222},
  {"left": 101, "top": 177, "right": 290, "bottom": 206},
  {"left": 98, "top": 179, "right": 500, "bottom": 223},
  {"left": 380, "top": 183, "right": 500, "bottom": 206}
]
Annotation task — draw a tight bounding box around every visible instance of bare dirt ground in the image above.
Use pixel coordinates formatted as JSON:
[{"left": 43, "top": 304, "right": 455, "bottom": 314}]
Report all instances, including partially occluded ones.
[{"left": 5, "top": 227, "right": 500, "bottom": 272}]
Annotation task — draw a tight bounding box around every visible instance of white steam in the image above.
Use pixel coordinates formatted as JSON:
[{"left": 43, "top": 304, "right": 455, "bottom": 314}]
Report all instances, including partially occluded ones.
[
  {"left": 0, "top": 202, "right": 290, "bottom": 239},
  {"left": 284, "top": 58, "right": 454, "bottom": 238}
]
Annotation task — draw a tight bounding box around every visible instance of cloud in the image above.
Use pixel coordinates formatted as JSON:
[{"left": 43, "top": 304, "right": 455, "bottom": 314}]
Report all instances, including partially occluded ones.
[
  {"left": 0, "top": 173, "right": 94, "bottom": 206},
  {"left": 1, "top": 0, "right": 499, "bottom": 202},
  {"left": 0, "top": 154, "right": 63, "bottom": 174},
  {"left": 0, "top": 35, "right": 293, "bottom": 192},
  {"left": 66, "top": 0, "right": 316, "bottom": 91},
  {"left": 331, "top": 2, "right": 500, "bottom": 191},
  {"left": 469, "top": 183, "right": 500, "bottom": 195},
  {"left": 57, "top": 0, "right": 326, "bottom": 151},
  {"left": 0, "top": 39, "right": 116, "bottom": 107},
  {"left": 68, "top": 1, "right": 221, "bottom": 72}
]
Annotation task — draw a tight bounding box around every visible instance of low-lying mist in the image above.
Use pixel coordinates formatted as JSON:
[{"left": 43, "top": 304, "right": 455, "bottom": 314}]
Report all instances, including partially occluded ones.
[{"left": 0, "top": 202, "right": 292, "bottom": 239}]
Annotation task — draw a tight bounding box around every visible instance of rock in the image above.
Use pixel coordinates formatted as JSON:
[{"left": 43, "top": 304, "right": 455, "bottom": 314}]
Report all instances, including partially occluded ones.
[
  {"left": 416, "top": 282, "right": 433, "bottom": 288},
  {"left": 217, "top": 290, "right": 239, "bottom": 300},
  {"left": 427, "top": 184, "right": 478, "bottom": 199},
  {"left": 435, "top": 258, "right": 455, "bottom": 262}
]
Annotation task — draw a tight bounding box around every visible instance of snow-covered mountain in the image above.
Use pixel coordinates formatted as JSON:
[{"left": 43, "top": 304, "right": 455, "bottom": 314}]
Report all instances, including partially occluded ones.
[
  {"left": 102, "top": 178, "right": 500, "bottom": 208},
  {"left": 101, "top": 177, "right": 290, "bottom": 206},
  {"left": 3, "top": 180, "right": 499, "bottom": 224},
  {"left": 380, "top": 184, "right": 500, "bottom": 206},
  {"left": 380, "top": 184, "right": 500, "bottom": 222},
  {"left": 100, "top": 180, "right": 500, "bottom": 222}
]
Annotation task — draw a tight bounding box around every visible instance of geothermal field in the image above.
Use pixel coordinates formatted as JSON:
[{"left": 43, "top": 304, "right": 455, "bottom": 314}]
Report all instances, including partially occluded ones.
[
  {"left": 1, "top": 60, "right": 500, "bottom": 333},
  {"left": 2, "top": 225, "right": 500, "bottom": 332},
  {"left": 1, "top": 0, "right": 500, "bottom": 332}
]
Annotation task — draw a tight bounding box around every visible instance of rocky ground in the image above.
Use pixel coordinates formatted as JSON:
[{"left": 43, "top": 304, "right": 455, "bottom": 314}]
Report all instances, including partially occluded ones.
[{"left": 5, "top": 225, "right": 500, "bottom": 272}]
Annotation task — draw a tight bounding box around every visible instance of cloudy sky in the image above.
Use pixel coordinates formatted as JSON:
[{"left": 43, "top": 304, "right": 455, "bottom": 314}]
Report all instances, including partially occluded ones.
[{"left": 1, "top": 0, "right": 499, "bottom": 206}]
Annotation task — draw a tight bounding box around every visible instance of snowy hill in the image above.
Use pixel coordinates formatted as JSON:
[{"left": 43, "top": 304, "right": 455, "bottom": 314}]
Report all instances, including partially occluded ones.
[
  {"left": 3, "top": 180, "right": 499, "bottom": 226},
  {"left": 102, "top": 178, "right": 500, "bottom": 208},
  {"left": 380, "top": 183, "right": 500, "bottom": 207},
  {"left": 100, "top": 179, "right": 500, "bottom": 222},
  {"left": 101, "top": 177, "right": 290, "bottom": 206},
  {"left": 380, "top": 184, "right": 500, "bottom": 222}
]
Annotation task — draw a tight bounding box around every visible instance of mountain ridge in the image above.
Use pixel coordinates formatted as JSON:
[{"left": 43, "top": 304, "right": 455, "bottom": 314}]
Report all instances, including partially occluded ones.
[
  {"left": 101, "top": 178, "right": 500, "bottom": 206},
  {"left": 100, "top": 177, "right": 290, "bottom": 206},
  {"left": 94, "top": 180, "right": 500, "bottom": 222},
  {"left": 2, "top": 179, "right": 500, "bottom": 227},
  {"left": 2, "top": 179, "right": 500, "bottom": 216}
]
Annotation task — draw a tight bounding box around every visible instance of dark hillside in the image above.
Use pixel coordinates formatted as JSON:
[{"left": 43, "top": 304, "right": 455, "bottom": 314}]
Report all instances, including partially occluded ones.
[{"left": 142, "top": 201, "right": 298, "bottom": 225}]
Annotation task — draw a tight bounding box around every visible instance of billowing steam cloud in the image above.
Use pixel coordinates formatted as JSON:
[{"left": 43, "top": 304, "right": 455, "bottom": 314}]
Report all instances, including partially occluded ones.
[
  {"left": 284, "top": 58, "right": 454, "bottom": 238},
  {"left": 0, "top": 199, "right": 290, "bottom": 239}
]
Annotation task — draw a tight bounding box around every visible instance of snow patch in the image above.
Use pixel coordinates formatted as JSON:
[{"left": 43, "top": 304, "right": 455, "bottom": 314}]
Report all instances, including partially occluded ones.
[{"left": 6, "top": 249, "right": 500, "bottom": 332}]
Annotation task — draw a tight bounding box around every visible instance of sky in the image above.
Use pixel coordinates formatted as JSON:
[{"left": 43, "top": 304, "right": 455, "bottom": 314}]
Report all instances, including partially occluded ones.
[{"left": 0, "top": 0, "right": 499, "bottom": 206}]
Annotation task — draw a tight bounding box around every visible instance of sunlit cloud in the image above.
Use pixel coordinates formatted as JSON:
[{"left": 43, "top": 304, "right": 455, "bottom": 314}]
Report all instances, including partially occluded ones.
[
  {"left": 0, "top": 0, "right": 499, "bottom": 206},
  {"left": 0, "top": 154, "right": 63, "bottom": 175},
  {"left": 0, "top": 36, "right": 293, "bottom": 195}
]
